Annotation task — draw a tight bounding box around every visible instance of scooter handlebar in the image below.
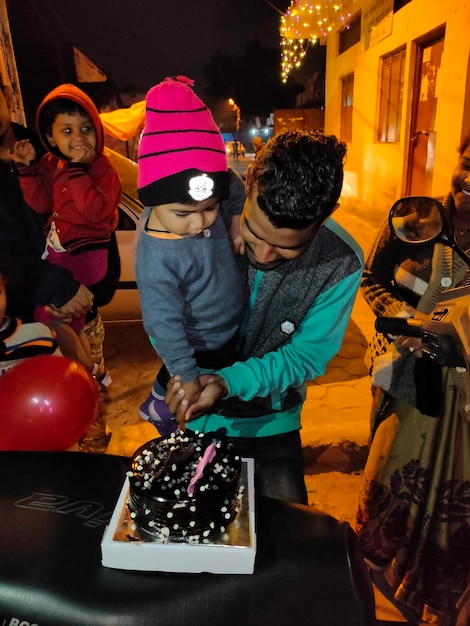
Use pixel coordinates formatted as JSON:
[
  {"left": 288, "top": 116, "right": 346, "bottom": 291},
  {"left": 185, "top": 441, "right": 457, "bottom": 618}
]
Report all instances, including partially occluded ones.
[{"left": 375, "top": 316, "right": 423, "bottom": 337}]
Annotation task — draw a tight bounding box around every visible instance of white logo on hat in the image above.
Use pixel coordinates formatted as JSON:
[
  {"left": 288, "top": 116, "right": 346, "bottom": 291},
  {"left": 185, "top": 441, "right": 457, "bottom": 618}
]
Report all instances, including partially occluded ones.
[{"left": 188, "top": 174, "right": 214, "bottom": 201}]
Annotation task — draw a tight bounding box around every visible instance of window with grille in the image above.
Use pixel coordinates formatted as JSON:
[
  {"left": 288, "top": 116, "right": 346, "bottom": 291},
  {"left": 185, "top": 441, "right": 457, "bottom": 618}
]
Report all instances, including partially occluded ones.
[
  {"left": 339, "top": 12, "right": 361, "bottom": 55},
  {"left": 377, "top": 48, "right": 406, "bottom": 143},
  {"left": 394, "top": 0, "right": 411, "bottom": 11},
  {"left": 341, "top": 73, "right": 354, "bottom": 143}
]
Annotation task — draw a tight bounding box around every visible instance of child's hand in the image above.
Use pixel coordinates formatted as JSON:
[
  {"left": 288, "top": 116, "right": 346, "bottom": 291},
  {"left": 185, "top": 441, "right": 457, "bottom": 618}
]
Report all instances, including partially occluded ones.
[
  {"left": 228, "top": 214, "right": 245, "bottom": 255},
  {"left": 70, "top": 143, "right": 96, "bottom": 165},
  {"left": 231, "top": 233, "right": 245, "bottom": 256},
  {"left": 168, "top": 378, "right": 202, "bottom": 428},
  {"left": 178, "top": 379, "right": 202, "bottom": 406},
  {"left": 11, "top": 139, "right": 36, "bottom": 166},
  {"left": 166, "top": 374, "right": 227, "bottom": 424}
]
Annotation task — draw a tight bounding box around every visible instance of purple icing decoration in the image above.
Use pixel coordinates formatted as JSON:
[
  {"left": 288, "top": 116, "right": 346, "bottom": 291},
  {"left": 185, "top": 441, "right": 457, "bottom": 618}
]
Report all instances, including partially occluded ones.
[{"left": 187, "top": 442, "right": 217, "bottom": 496}]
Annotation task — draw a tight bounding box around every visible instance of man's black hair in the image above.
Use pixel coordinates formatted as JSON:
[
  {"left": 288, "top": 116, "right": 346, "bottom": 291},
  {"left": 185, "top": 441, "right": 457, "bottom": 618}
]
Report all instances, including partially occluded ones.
[{"left": 250, "top": 129, "right": 347, "bottom": 230}]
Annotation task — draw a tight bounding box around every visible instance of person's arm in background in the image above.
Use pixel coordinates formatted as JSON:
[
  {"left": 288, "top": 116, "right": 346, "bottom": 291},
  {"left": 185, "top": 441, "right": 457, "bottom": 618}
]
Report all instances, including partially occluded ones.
[
  {"left": 360, "top": 216, "right": 431, "bottom": 357},
  {"left": 361, "top": 217, "right": 417, "bottom": 318},
  {"left": 87, "top": 232, "right": 121, "bottom": 310},
  {"left": 65, "top": 154, "right": 121, "bottom": 235},
  {"left": 12, "top": 142, "right": 54, "bottom": 216},
  {"left": 3, "top": 236, "right": 92, "bottom": 322},
  {"left": 31, "top": 254, "right": 93, "bottom": 319},
  {"left": 221, "top": 168, "right": 245, "bottom": 255},
  {"left": 43, "top": 235, "right": 120, "bottom": 320},
  {"left": 214, "top": 269, "right": 361, "bottom": 399}
]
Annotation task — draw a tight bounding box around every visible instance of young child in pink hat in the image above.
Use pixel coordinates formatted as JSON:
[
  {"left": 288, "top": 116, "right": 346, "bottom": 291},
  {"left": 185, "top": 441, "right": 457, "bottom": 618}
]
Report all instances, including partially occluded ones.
[{"left": 136, "top": 76, "right": 245, "bottom": 435}]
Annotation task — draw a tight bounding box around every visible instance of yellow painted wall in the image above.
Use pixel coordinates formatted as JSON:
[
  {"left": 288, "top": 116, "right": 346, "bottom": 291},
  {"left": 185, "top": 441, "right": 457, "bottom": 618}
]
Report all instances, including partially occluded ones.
[
  {"left": 324, "top": 0, "right": 470, "bottom": 222},
  {"left": 274, "top": 108, "right": 325, "bottom": 134}
]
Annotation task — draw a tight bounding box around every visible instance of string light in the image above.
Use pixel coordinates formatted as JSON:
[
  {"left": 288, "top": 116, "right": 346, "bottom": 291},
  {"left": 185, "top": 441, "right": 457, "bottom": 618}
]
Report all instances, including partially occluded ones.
[
  {"left": 280, "top": 0, "right": 351, "bottom": 82},
  {"left": 280, "top": 38, "right": 310, "bottom": 83}
]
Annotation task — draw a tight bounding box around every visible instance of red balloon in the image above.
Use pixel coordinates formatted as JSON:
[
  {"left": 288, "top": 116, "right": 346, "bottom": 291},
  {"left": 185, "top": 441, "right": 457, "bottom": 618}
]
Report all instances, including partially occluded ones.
[{"left": 0, "top": 356, "right": 99, "bottom": 451}]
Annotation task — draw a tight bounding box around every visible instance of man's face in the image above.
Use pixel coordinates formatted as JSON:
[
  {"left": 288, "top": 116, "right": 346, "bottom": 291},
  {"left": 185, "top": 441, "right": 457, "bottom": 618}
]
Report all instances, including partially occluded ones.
[{"left": 240, "top": 184, "right": 318, "bottom": 271}]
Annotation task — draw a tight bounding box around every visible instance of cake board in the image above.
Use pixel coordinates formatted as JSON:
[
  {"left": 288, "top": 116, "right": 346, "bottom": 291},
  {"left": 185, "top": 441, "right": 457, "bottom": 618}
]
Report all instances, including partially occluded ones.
[{"left": 101, "top": 458, "right": 256, "bottom": 574}]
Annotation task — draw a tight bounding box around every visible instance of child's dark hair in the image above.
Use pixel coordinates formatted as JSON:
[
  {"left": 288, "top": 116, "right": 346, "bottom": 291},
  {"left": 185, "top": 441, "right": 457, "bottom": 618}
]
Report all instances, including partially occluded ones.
[
  {"left": 249, "top": 129, "right": 346, "bottom": 229},
  {"left": 38, "top": 98, "right": 91, "bottom": 136}
]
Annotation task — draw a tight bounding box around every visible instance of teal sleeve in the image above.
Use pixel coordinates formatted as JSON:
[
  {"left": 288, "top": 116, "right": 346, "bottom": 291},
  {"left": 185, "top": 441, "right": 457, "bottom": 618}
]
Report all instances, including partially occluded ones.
[{"left": 218, "top": 268, "right": 363, "bottom": 400}]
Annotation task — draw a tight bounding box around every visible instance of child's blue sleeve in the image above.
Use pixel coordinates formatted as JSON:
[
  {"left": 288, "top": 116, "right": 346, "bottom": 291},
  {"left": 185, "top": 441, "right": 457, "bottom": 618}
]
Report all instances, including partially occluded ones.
[{"left": 220, "top": 168, "right": 245, "bottom": 222}]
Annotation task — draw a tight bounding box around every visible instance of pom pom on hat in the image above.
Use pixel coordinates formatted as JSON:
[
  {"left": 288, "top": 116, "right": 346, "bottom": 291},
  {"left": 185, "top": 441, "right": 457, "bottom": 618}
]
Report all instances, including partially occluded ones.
[{"left": 138, "top": 76, "right": 229, "bottom": 206}]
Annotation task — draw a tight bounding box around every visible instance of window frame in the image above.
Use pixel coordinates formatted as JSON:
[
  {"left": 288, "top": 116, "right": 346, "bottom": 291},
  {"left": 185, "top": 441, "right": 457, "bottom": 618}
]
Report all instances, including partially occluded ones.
[
  {"left": 377, "top": 47, "right": 406, "bottom": 143},
  {"left": 338, "top": 12, "right": 362, "bottom": 55},
  {"left": 340, "top": 73, "right": 354, "bottom": 143}
]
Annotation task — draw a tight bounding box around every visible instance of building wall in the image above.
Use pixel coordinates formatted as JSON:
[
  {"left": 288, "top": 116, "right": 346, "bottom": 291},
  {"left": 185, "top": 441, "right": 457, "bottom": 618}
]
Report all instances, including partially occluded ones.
[
  {"left": 274, "top": 108, "right": 325, "bottom": 134},
  {"left": 324, "top": 0, "right": 470, "bottom": 222}
]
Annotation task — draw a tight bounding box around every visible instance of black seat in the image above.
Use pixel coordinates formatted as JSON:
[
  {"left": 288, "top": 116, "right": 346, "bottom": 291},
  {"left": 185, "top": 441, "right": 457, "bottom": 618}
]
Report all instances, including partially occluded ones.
[{"left": 0, "top": 451, "right": 376, "bottom": 626}]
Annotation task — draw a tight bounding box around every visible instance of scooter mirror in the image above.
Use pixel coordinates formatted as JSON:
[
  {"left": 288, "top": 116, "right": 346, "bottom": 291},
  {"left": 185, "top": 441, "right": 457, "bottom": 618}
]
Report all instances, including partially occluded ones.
[
  {"left": 389, "top": 196, "right": 443, "bottom": 243},
  {"left": 389, "top": 196, "right": 470, "bottom": 267}
]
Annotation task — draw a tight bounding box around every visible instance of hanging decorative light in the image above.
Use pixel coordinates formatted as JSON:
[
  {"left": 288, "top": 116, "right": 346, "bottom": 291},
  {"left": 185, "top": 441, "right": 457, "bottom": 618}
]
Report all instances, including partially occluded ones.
[
  {"left": 280, "top": 0, "right": 352, "bottom": 82},
  {"left": 280, "top": 37, "right": 310, "bottom": 83}
]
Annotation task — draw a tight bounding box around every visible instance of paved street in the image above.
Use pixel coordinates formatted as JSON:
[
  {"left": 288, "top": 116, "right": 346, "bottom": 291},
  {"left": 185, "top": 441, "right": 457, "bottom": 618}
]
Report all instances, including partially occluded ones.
[{"left": 226, "top": 152, "right": 254, "bottom": 177}]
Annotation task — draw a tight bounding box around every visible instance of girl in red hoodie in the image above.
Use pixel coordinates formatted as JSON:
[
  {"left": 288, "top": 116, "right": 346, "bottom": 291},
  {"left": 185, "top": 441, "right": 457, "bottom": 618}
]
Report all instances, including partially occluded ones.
[{"left": 12, "top": 84, "right": 121, "bottom": 363}]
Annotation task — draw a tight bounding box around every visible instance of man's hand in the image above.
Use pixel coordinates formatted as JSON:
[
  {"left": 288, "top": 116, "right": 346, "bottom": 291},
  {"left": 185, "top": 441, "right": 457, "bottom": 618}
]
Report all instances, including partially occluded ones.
[
  {"left": 178, "top": 379, "right": 202, "bottom": 408},
  {"left": 46, "top": 284, "right": 94, "bottom": 321},
  {"left": 171, "top": 379, "right": 203, "bottom": 430},
  {"left": 165, "top": 374, "right": 228, "bottom": 425},
  {"left": 11, "top": 139, "right": 36, "bottom": 166}
]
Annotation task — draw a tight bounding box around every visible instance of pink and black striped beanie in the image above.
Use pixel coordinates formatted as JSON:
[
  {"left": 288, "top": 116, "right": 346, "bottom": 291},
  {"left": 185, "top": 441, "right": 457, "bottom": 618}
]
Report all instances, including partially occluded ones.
[{"left": 138, "top": 76, "right": 229, "bottom": 206}]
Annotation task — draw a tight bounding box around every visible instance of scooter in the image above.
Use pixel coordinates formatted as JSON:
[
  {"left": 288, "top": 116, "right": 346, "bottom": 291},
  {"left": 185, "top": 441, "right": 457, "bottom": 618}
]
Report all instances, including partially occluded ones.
[
  {"left": 375, "top": 195, "right": 470, "bottom": 369},
  {"left": 370, "top": 197, "right": 470, "bottom": 622}
]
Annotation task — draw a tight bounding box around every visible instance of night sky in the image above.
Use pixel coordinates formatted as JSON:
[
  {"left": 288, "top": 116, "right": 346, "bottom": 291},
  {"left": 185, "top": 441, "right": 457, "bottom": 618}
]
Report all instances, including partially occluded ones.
[{"left": 8, "top": 0, "right": 291, "bottom": 92}]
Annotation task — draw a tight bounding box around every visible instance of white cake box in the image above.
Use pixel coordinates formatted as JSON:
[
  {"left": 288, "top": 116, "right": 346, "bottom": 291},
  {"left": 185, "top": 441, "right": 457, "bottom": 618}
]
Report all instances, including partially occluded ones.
[{"left": 101, "top": 459, "right": 256, "bottom": 574}]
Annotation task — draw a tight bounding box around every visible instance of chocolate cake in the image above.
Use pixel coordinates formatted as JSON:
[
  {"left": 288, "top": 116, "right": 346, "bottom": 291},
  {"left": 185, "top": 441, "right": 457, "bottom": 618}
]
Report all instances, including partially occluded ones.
[{"left": 127, "top": 429, "right": 242, "bottom": 543}]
